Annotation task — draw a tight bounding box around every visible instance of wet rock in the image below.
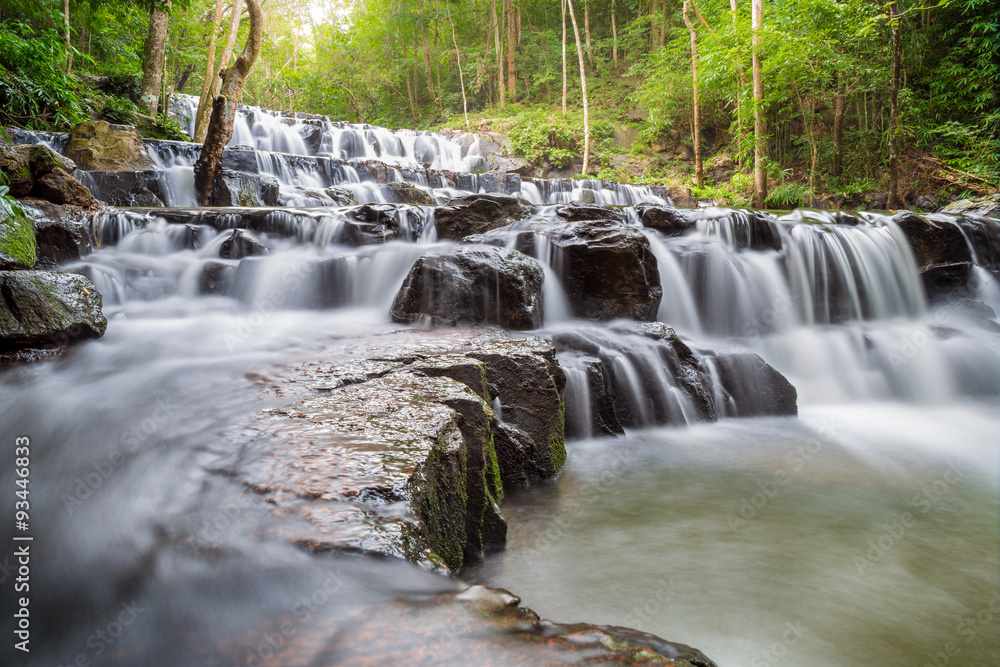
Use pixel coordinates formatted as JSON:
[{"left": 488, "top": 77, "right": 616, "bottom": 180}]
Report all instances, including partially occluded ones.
[
  {"left": 66, "top": 121, "right": 153, "bottom": 171},
  {"left": 555, "top": 201, "right": 624, "bottom": 223},
  {"left": 0, "top": 143, "right": 34, "bottom": 197},
  {"left": 709, "top": 352, "right": 798, "bottom": 417},
  {"left": 434, "top": 194, "right": 536, "bottom": 241},
  {"left": 340, "top": 204, "right": 421, "bottom": 245},
  {"left": 22, "top": 201, "right": 93, "bottom": 267},
  {"left": 391, "top": 246, "right": 544, "bottom": 330},
  {"left": 221, "top": 146, "right": 259, "bottom": 174},
  {"left": 212, "top": 169, "right": 279, "bottom": 207},
  {"left": 0, "top": 204, "right": 37, "bottom": 270},
  {"left": 892, "top": 211, "right": 972, "bottom": 269},
  {"left": 939, "top": 194, "right": 1000, "bottom": 219},
  {"left": 382, "top": 182, "right": 434, "bottom": 205},
  {"left": 78, "top": 171, "right": 165, "bottom": 207},
  {"left": 669, "top": 186, "right": 699, "bottom": 208},
  {"left": 921, "top": 261, "right": 974, "bottom": 303},
  {"left": 636, "top": 203, "right": 698, "bottom": 236},
  {"left": 198, "top": 261, "right": 234, "bottom": 294},
  {"left": 548, "top": 219, "right": 662, "bottom": 321},
  {"left": 0, "top": 270, "right": 107, "bottom": 350},
  {"left": 33, "top": 167, "right": 98, "bottom": 208},
  {"left": 219, "top": 229, "right": 270, "bottom": 260},
  {"left": 325, "top": 187, "right": 358, "bottom": 206},
  {"left": 866, "top": 192, "right": 889, "bottom": 210}
]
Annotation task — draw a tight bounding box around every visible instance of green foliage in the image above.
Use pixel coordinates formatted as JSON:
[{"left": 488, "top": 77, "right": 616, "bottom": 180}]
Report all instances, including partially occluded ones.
[
  {"left": 100, "top": 95, "right": 141, "bottom": 125},
  {"left": 507, "top": 109, "right": 579, "bottom": 168},
  {"left": 766, "top": 182, "right": 814, "bottom": 209}
]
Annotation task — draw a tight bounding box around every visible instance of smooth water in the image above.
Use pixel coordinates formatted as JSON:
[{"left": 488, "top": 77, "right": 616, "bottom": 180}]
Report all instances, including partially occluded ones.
[{"left": 476, "top": 405, "right": 1000, "bottom": 667}]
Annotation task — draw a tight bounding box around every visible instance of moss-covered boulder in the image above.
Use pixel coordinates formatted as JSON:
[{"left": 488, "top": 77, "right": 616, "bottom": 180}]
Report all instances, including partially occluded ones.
[
  {"left": 66, "top": 121, "right": 153, "bottom": 171},
  {"left": 0, "top": 270, "right": 107, "bottom": 350},
  {"left": 382, "top": 181, "right": 435, "bottom": 205},
  {"left": 0, "top": 204, "right": 37, "bottom": 270},
  {"left": 0, "top": 144, "right": 33, "bottom": 197},
  {"left": 391, "top": 245, "right": 545, "bottom": 330}
]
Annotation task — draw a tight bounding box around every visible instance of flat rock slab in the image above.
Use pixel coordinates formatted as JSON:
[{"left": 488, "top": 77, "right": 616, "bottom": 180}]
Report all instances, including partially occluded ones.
[{"left": 235, "top": 333, "right": 566, "bottom": 573}]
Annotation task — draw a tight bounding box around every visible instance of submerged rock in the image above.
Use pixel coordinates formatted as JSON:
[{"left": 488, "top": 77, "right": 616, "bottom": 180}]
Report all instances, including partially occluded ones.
[
  {"left": 0, "top": 270, "right": 107, "bottom": 350},
  {"left": 433, "top": 193, "right": 535, "bottom": 240},
  {"left": 391, "top": 245, "right": 544, "bottom": 330}
]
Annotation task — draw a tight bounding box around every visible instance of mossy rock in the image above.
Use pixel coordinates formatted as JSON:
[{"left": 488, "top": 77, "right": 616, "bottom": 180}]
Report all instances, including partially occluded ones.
[
  {"left": 382, "top": 181, "right": 435, "bottom": 205},
  {"left": 0, "top": 270, "right": 106, "bottom": 350},
  {"left": 0, "top": 205, "right": 37, "bottom": 270}
]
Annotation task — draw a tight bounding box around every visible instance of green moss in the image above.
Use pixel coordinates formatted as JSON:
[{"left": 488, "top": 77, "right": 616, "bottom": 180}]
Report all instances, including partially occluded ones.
[
  {"left": 419, "top": 432, "right": 468, "bottom": 572},
  {"left": 486, "top": 431, "right": 503, "bottom": 501},
  {"left": 0, "top": 206, "right": 37, "bottom": 268},
  {"left": 548, "top": 394, "right": 567, "bottom": 473}
]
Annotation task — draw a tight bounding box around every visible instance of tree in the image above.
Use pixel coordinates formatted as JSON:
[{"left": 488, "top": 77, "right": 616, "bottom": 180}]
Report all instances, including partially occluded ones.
[
  {"left": 683, "top": 0, "right": 703, "bottom": 187},
  {"left": 195, "top": 0, "right": 243, "bottom": 142},
  {"left": 565, "top": 0, "right": 589, "bottom": 174},
  {"left": 193, "top": 0, "right": 225, "bottom": 141},
  {"left": 887, "top": 0, "right": 901, "bottom": 208},
  {"left": 140, "top": 0, "right": 172, "bottom": 116},
  {"left": 751, "top": 0, "right": 766, "bottom": 207},
  {"left": 193, "top": 0, "right": 263, "bottom": 205}
]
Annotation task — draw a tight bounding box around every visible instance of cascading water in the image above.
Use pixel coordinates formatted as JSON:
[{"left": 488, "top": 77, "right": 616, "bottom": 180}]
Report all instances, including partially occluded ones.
[{"left": 3, "top": 96, "right": 1000, "bottom": 666}]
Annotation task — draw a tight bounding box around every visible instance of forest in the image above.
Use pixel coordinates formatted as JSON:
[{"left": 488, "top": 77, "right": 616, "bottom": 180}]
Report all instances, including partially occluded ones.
[{"left": 0, "top": 0, "right": 997, "bottom": 207}]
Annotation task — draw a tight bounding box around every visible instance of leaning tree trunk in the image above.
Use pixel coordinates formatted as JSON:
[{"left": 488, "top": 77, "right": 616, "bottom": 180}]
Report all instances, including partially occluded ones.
[
  {"left": 888, "top": 0, "right": 901, "bottom": 209},
  {"left": 684, "top": 1, "right": 703, "bottom": 188},
  {"left": 193, "top": 0, "right": 263, "bottom": 206},
  {"left": 566, "top": 0, "right": 590, "bottom": 175},
  {"left": 140, "top": 0, "right": 172, "bottom": 116},
  {"left": 752, "top": 0, "right": 766, "bottom": 208}
]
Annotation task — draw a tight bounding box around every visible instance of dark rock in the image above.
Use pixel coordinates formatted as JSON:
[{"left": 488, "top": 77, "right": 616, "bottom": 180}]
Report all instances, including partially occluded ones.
[
  {"left": 709, "top": 352, "right": 798, "bottom": 417},
  {"left": 78, "top": 171, "right": 165, "bottom": 207},
  {"left": 22, "top": 201, "right": 93, "bottom": 268},
  {"left": 341, "top": 204, "right": 415, "bottom": 245},
  {"left": 548, "top": 219, "right": 662, "bottom": 321},
  {"left": 893, "top": 211, "right": 972, "bottom": 269},
  {"left": 221, "top": 146, "right": 259, "bottom": 174},
  {"left": 324, "top": 187, "right": 358, "bottom": 206},
  {"left": 391, "top": 246, "right": 544, "bottom": 330},
  {"left": 0, "top": 144, "right": 34, "bottom": 197},
  {"left": 382, "top": 182, "right": 434, "bottom": 205},
  {"left": 555, "top": 201, "right": 624, "bottom": 223},
  {"left": 33, "top": 168, "right": 98, "bottom": 208},
  {"left": 212, "top": 169, "right": 271, "bottom": 207},
  {"left": 636, "top": 203, "right": 698, "bottom": 236},
  {"left": 866, "top": 192, "right": 889, "bottom": 210},
  {"left": 915, "top": 194, "right": 938, "bottom": 211},
  {"left": 434, "top": 194, "right": 535, "bottom": 241},
  {"left": 219, "top": 229, "right": 270, "bottom": 260},
  {"left": 556, "top": 351, "right": 625, "bottom": 439},
  {"left": 0, "top": 270, "right": 107, "bottom": 350},
  {"left": 66, "top": 121, "right": 153, "bottom": 171},
  {"left": 198, "top": 261, "right": 234, "bottom": 294},
  {"left": 921, "top": 261, "right": 974, "bottom": 303}
]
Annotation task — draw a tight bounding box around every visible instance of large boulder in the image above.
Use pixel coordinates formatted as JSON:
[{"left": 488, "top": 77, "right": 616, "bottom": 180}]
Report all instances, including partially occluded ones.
[
  {"left": 33, "top": 167, "right": 97, "bottom": 208},
  {"left": 66, "top": 121, "right": 153, "bottom": 171},
  {"left": 212, "top": 169, "right": 280, "bottom": 207},
  {"left": 548, "top": 219, "right": 662, "bottom": 321},
  {"left": 77, "top": 171, "right": 165, "bottom": 207},
  {"left": 0, "top": 144, "right": 34, "bottom": 197},
  {"left": 0, "top": 204, "right": 37, "bottom": 270},
  {"left": 892, "top": 211, "right": 971, "bottom": 268},
  {"left": 391, "top": 246, "right": 544, "bottom": 330},
  {"left": 21, "top": 201, "right": 94, "bottom": 267},
  {"left": 0, "top": 271, "right": 107, "bottom": 349},
  {"left": 382, "top": 181, "right": 435, "bottom": 205},
  {"left": 939, "top": 194, "right": 1000, "bottom": 219},
  {"left": 636, "top": 203, "right": 698, "bottom": 237},
  {"left": 434, "top": 194, "right": 535, "bottom": 240}
]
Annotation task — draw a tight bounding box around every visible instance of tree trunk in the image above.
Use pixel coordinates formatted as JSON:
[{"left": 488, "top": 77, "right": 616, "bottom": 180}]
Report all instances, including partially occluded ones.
[
  {"left": 446, "top": 0, "right": 469, "bottom": 128},
  {"left": 684, "top": 1, "right": 702, "bottom": 187},
  {"left": 752, "top": 0, "right": 766, "bottom": 208},
  {"left": 561, "top": 0, "right": 568, "bottom": 115},
  {"left": 730, "top": 0, "right": 748, "bottom": 166},
  {"left": 584, "top": 0, "right": 594, "bottom": 68},
  {"left": 195, "top": 0, "right": 241, "bottom": 142},
  {"left": 566, "top": 0, "right": 590, "bottom": 175},
  {"left": 888, "top": 0, "right": 901, "bottom": 209},
  {"left": 492, "top": 0, "right": 505, "bottom": 105},
  {"left": 611, "top": 0, "right": 618, "bottom": 66},
  {"left": 506, "top": 0, "right": 517, "bottom": 103},
  {"left": 175, "top": 64, "right": 194, "bottom": 92},
  {"left": 63, "top": 0, "right": 72, "bottom": 73},
  {"left": 193, "top": 0, "right": 224, "bottom": 140},
  {"left": 193, "top": 0, "right": 263, "bottom": 206},
  {"left": 832, "top": 76, "right": 847, "bottom": 178},
  {"left": 140, "top": 0, "right": 172, "bottom": 116}
]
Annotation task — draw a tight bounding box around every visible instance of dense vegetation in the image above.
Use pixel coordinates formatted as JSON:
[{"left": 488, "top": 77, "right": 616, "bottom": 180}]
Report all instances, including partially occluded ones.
[{"left": 0, "top": 0, "right": 997, "bottom": 204}]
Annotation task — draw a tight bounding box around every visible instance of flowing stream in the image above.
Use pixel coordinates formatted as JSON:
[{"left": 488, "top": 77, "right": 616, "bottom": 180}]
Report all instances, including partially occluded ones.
[{"left": 2, "top": 104, "right": 999, "bottom": 666}]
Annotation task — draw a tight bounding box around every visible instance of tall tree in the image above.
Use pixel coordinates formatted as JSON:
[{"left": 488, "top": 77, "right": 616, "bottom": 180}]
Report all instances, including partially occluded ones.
[
  {"left": 752, "top": 0, "right": 766, "bottom": 207},
  {"left": 140, "top": 0, "right": 172, "bottom": 116},
  {"left": 63, "top": 0, "right": 71, "bottom": 72},
  {"left": 194, "top": 0, "right": 263, "bottom": 205},
  {"left": 566, "top": 0, "right": 589, "bottom": 174},
  {"left": 194, "top": 0, "right": 225, "bottom": 141},
  {"left": 491, "top": 0, "right": 505, "bottom": 105},
  {"left": 561, "top": 0, "right": 568, "bottom": 115},
  {"left": 683, "top": 0, "right": 703, "bottom": 187},
  {"left": 505, "top": 0, "right": 517, "bottom": 102},
  {"left": 888, "top": 0, "right": 901, "bottom": 208},
  {"left": 611, "top": 0, "right": 618, "bottom": 66},
  {"left": 446, "top": 0, "right": 469, "bottom": 128},
  {"left": 194, "top": 0, "right": 242, "bottom": 142}
]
